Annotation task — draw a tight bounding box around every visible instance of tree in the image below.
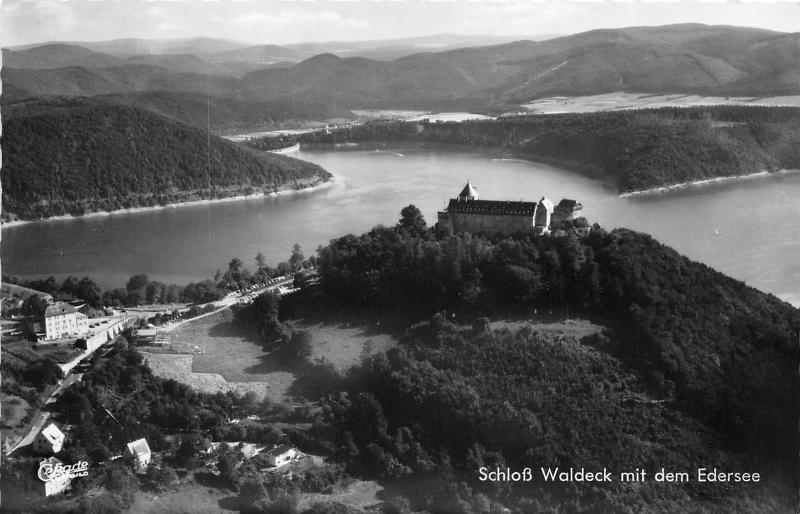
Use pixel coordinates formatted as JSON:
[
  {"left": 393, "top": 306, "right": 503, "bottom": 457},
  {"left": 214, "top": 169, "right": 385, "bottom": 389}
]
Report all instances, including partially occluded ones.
[
  {"left": 289, "top": 243, "right": 305, "bottom": 271},
  {"left": 173, "top": 433, "right": 208, "bottom": 469},
  {"left": 397, "top": 204, "right": 427, "bottom": 235},
  {"left": 24, "top": 358, "right": 64, "bottom": 389},
  {"left": 285, "top": 330, "right": 313, "bottom": 362},
  {"left": 256, "top": 252, "right": 267, "bottom": 270},
  {"left": 218, "top": 450, "right": 241, "bottom": 487},
  {"left": 247, "top": 292, "right": 284, "bottom": 341},
  {"left": 77, "top": 276, "right": 103, "bottom": 306},
  {"left": 240, "top": 478, "right": 269, "bottom": 512},
  {"left": 229, "top": 258, "right": 244, "bottom": 274},
  {"left": 21, "top": 294, "right": 49, "bottom": 317},
  {"left": 126, "top": 274, "right": 149, "bottom": 293}
]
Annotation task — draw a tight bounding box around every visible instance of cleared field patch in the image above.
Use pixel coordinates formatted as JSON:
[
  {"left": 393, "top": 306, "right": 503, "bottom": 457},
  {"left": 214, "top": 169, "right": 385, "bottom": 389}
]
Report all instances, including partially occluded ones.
[
  {"left": 287, "top": 319, "right": 396, "bottom": 371},
  {"left": 126, "top": 485, "right": 236, "bottom": 514},
  {"left": 490, "top": 316, "right": 604, "bottom": 339},
  {"left": 141, "top": 307, "right": 398, "bottom": 402},
  {"left": 298, "top": 480, "right": 384, "bottom": 512},
  {"left": 141, "top": 309, "right": 293, "bottom": 401}
]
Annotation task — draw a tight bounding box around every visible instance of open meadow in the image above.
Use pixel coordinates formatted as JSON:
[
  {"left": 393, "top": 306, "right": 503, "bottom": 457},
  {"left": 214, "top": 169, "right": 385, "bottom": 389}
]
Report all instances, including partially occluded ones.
[
  {"left": 522, "top": 92, "right": 800, "bottom": 114},
  {"left": 141, "top": 306, "right": 398, "bottom": 403}
]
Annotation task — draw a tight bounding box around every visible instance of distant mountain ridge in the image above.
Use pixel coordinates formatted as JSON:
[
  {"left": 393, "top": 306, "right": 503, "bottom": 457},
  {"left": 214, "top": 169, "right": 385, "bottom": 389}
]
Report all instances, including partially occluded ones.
[
  {"left": 3, "top": 25, "right": 798, "bottom": 118},
  {"left": 2, "top": 24, "right": 800, "bottom": 123}
]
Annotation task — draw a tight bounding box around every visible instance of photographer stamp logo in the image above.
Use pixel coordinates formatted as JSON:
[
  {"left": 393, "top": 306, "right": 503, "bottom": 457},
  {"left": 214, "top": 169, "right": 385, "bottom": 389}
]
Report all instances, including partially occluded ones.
[{"left": 38, "top": 460, "right": 89, "bottom": 482}]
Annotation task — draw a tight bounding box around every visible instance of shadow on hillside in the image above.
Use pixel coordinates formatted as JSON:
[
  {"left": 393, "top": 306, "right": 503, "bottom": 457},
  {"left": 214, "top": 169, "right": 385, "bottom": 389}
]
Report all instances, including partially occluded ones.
[
  {"left": 240, "top": 349, "right": 296, "bottom": 375},
  {"left": 207, "top": 320, "right": 260, "bottom": 343},
  {"left": 286, "top": 299, "right": 412, "bottom": 339},
  {"left": 217, "top": 496, "right": 240, "bottom": 511},
  {"left": 287, "top": 360, "right": 348, "bottom": 401}
]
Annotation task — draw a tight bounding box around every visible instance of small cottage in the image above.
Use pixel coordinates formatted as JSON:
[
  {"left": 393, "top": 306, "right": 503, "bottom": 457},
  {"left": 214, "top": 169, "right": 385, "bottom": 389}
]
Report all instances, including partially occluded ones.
[
  {"left": 33, "top": 423, "right": 65, "bottom": 455},
  {"left": 264, "top": 444, "right": 297, "bottom": 467},
  {"left": 126, "top": 438, "right": 152, "bottom": 472},
  {"left": 39, "top": 457, "right": 72, "bottom": 497}
]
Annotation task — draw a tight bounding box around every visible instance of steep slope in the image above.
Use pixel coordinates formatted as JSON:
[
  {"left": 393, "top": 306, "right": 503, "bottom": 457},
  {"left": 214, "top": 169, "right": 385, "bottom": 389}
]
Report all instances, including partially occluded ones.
[
  {"left": 308, "top": 216, "right": 800, "bottom": 512},
  {"left": 0, "top": 98, "right": 331, "bottom": 221}
]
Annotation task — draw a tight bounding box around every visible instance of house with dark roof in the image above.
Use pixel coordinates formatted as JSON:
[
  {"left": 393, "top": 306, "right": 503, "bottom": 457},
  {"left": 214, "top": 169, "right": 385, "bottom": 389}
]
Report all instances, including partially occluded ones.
[
  {"left": 44, "top": 301, "right": 89, "bottom": 341},
  {"left": 437, "top": 181, "right": 583, "bottom": 236}
]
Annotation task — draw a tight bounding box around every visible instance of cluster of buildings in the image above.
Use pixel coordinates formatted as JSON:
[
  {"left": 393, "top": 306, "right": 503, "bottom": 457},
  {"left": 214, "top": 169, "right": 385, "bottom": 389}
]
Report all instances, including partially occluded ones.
[
  {"left": 437, "top": 180, "right": 585, "bottom": 236},
  {"left": 30, "top": 422, "right": 152, "bottom": 497}
]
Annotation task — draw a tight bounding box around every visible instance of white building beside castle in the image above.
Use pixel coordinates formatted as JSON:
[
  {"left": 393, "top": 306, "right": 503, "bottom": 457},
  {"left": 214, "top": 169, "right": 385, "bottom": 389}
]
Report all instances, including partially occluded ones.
[{"left": 44, "top": 302, "right": 89, "bottom": 341}]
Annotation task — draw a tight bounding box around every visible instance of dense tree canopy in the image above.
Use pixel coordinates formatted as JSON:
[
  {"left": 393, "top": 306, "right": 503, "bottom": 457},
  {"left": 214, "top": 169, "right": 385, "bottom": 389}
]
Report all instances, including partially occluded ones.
[
  {"left": 301, "top": 106, "right": 800, "bottom": 193},
  {"left": 1, "top": 98, "right": 331, "bottom": 221}
]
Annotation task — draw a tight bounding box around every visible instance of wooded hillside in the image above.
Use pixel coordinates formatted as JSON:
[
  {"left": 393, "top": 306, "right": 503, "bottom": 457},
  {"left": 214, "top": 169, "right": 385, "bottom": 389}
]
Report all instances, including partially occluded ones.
[
  {"left": 307, "top": 210, "right": 799, "bottom": 511},
  {"left": 301, "top": 106, "right": 800, "bottom": 192},
  {"left": 1, "top": 98, "right": 331, "bottom": 221}
]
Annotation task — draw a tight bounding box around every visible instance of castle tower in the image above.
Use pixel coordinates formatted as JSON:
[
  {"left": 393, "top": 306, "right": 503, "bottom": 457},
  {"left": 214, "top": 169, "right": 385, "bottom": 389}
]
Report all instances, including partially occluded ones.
[
  {"left": 458, "top": 180, "right": 478, "bottom": 201},
  {"left": 534, "top": 196, "right": 554, "bottom": 234}
]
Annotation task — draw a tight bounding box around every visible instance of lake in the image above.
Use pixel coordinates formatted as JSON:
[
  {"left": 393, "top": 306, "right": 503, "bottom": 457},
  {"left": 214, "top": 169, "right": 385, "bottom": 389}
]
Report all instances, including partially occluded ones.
[{"left": 2, "top": 143, "right": 799, "bottom": 306}]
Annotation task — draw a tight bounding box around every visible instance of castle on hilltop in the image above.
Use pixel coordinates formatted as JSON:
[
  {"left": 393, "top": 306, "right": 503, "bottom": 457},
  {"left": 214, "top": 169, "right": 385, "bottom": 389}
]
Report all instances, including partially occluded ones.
[{"left": 437, "top": 181, "right": 583, "bottom": 236}]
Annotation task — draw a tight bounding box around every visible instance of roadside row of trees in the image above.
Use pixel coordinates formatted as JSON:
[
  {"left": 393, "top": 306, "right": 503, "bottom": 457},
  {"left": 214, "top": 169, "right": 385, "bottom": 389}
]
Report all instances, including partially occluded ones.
[{"left": 3, "top": 243, "right": 315, "bottom": 311}]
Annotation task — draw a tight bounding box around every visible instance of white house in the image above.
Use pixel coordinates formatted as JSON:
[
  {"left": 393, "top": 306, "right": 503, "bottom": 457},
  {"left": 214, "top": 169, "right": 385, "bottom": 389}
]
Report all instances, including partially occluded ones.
[
  {"left": 126, "top": 438, "right": 152, "bottom": 472},
  {"left": 264, "top": 444, "right": 297, "bottom": 467},
  {"left": 39, "top": 457, "right": 72, "bottom": 497},
  {"left": 33, "top": 423, "right": 65, "bottom": 455},
  {"left": 44, "top": 302, "right": 89, "bottom": 341}
]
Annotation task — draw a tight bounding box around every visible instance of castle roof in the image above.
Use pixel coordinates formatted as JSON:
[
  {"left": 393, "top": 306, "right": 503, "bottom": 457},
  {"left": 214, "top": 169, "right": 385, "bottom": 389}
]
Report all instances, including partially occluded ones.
[
  {"left": 446, "top": 198, "right": 538, "bottom": 216},
  {"left": 44, "top": 301, "right": 77, "bottom": 318},
  {"left": 458, "top": 180, "right": 478, "bottom": 199}
]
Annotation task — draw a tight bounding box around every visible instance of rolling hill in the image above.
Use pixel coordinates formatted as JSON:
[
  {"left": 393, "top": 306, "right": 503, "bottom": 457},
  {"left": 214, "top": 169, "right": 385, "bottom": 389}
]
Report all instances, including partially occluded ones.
[
  {"left": 0, "top": 97, "right": 331, "bottom": 221},
  {"left": 237, "top": 24, "right": 800, "bottom": 109},
  {"left": 92, "top": 91, "right": 350, "bottom": 132}
]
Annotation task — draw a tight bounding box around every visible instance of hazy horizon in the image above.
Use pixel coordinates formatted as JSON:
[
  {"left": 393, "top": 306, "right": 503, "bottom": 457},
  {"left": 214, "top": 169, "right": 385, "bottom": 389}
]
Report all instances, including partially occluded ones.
[{"left": 3, "top": 0, "right": 798, "bottom": 48}]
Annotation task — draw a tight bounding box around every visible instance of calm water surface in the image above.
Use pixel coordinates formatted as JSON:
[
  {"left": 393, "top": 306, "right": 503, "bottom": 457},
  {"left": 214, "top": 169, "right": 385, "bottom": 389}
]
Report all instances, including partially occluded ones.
[{"left": 3, "top": 144, "right": 799, "bottom": 306}]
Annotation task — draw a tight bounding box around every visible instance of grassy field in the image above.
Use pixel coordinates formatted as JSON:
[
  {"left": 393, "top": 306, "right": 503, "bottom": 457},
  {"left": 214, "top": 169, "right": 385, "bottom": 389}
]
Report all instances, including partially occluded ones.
[
  {"left": 297, "top": 480, "right": 383, "bottom": 512},
  {"left": 490, "top": 315, "right": 604, "bottom": 339},
  {"left": 522, "top": 92, "right": 800, "bottom": 114},
  {"left": 141, "top": 309, "right": 291, "bottom": 401},
  {"left": 142, "top": 306, "right": 399, "bottom": 403},
  {"left": 126, "top": 485, "right": 237, "bottom": 514},
  {"left": 125, "top": 478, "right": 383, "bottom": 514}
]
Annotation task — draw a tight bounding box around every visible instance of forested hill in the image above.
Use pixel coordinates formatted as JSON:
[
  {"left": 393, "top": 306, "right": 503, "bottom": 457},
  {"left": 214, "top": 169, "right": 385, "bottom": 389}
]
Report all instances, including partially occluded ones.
[
  {"left": 0, "top": 98, "right": 331, "bottom": 221},
  {"left": 301, "top": 106, "right": 800, "bottom": 193},
  {"left": 307, "top": 211, "right": 800, "bottom": 511}
]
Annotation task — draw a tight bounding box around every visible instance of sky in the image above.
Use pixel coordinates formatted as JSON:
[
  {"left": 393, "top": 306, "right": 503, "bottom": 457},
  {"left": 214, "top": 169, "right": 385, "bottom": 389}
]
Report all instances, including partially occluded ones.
[{"left": 2, "top": 0, "right": 799, "bottom": 47}]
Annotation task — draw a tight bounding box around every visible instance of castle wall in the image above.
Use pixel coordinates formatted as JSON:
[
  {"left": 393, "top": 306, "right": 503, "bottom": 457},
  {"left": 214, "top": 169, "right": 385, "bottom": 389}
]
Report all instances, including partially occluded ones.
[{"left": 449, "top": 212, "right": 535, "bottom": 235}]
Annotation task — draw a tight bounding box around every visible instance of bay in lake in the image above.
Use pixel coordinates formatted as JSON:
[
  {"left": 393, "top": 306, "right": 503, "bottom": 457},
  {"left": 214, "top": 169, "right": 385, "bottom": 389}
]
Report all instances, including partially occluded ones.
[{"left": 2, "top": 144, "right": 799, "bottom": 306}]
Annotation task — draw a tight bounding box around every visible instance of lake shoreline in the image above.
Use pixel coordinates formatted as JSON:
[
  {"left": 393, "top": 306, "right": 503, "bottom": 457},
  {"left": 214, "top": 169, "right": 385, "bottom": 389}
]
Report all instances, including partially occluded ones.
[
  {"left": 619, "top": 169, "right": 800, "bottom": 198},
  {"left": 1, "top": 176, "right": 335, "bottom": 230}
]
